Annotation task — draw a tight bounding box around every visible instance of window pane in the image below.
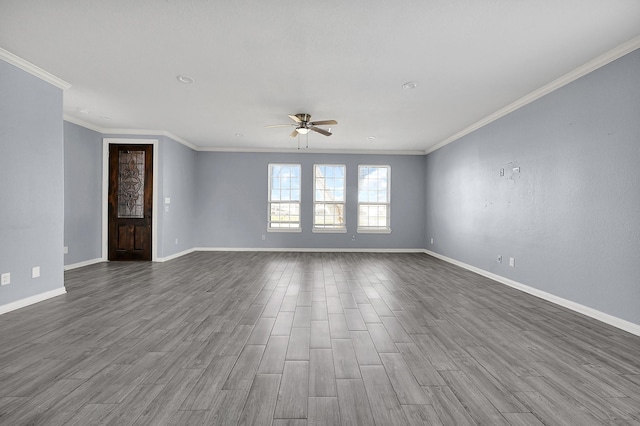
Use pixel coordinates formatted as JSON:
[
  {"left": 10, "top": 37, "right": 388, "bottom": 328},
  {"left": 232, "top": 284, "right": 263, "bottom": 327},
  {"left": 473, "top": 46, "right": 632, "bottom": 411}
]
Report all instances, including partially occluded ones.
[
  {"left": 315, "top": 203, "right": 345, "bottom": 228},
  {"left": 271, "top": 202, "right": 300, "bottom": 222},
  {"left": 269, "top": 164, "right": 301, "bottom": 229},
  {"left": 358, "top": 204, "right": 387, "bottom": 228},
  {"left": 357, "top": 165, "right": 390, "bottom": 230},
  {"left": 314, "top": 164, "right": 346, "bottom": 230}
]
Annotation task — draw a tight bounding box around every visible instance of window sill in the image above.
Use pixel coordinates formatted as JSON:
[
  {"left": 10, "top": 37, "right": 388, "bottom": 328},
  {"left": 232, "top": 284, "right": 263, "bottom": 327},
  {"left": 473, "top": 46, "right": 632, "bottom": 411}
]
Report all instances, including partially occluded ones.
[
  {"left": 267, "top": 228, "right": 302, "bottom": 233},
  {"left": 357, "top": 228, "right": 392, "bottom": 234},
  {"left": 312, "top": 228, "right": 348, "bottom": 234}
]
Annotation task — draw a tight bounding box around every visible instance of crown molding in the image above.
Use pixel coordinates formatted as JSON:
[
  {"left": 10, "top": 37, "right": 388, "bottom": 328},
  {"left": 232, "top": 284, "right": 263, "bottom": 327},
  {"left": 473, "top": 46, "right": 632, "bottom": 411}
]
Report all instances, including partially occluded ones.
[
  {"left": 63, "top": 115, "right": 197, "bottom": 150},
  {"left": 196, "top": 146, "right": 425, "bottom": 155},
  {"left": 103, "top": 128, "right": 197, "bottom": 150},
  {"left": 63, "top": 114, "right": 105, "bottom": 133},
  {"left": 426, "top": 35, "right": 640, "bottom": 155},
  {"left": 0, "top": 47, "right": 70, "bottom": 90}
]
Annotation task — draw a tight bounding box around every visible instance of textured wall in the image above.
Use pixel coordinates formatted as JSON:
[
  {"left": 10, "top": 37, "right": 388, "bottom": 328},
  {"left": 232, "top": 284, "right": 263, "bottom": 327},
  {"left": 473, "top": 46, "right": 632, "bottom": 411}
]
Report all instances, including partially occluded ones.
[
  {"left": 194, "top": 152, "right": 425, "bottom": 249},
  {"left": 0, "top": 60, "right": 65, "bottom": 306},
  {"left": 63, "top": 121, "right": 103, "bottom": 265},
  {"left": 425, "top": 49, "right": 640, "bottom": 325}
]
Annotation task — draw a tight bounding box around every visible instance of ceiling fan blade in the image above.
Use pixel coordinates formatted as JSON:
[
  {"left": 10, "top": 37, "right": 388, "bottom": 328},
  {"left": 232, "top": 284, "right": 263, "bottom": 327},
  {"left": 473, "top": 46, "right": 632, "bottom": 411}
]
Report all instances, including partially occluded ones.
[
  {"left": 310, "top": 126, "right": 332, "bottom": 136},
  {"left": 309, "top": 120, "right": 337, "bottom": 126},
  {"left": 290, "top": 129, "right": 299, "bottom": 138},
  {"left": 265, "top": 124, "right": 295, "bottom": 128},
  {"left": 288, "top": 114, "right": 302, "bottom": 123}
]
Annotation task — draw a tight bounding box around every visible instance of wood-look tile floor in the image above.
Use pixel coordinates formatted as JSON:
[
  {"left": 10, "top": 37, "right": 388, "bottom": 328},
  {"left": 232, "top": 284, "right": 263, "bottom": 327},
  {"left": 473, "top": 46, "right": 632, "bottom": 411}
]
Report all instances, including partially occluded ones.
[{"left": 1, "top": 252, "right": 639, "bottom": 425}]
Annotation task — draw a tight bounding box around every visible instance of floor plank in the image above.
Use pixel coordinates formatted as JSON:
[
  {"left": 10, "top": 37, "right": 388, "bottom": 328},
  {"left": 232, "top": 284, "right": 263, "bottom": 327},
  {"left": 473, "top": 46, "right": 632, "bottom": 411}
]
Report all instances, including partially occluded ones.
[
  {"left": 238, "top": 374, "right": 281, "bottom": 426},
  {"left": 275, "top": 361, "right": 309, "bottom": 419},
  {"left": 335, "top": 379, "right": 375, "bottom": 426},
  {"left": 309, "top": 349, "right": 337, "bottom": 397},
  {"left": 360, "top": 365, "right": 408, "bottom": 425}
]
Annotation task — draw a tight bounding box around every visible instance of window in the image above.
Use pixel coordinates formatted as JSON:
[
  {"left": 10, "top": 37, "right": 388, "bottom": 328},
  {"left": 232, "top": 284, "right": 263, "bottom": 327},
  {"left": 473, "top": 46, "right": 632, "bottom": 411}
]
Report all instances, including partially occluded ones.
[
  {"left": 268, "top": 164, "right": 301, "bottom": 231},
  {"left": 358, "top": 165, "right": 391, "bottom": 233},
  {"left": 313, "top": 164, "right": 346, "bottom": 232}
]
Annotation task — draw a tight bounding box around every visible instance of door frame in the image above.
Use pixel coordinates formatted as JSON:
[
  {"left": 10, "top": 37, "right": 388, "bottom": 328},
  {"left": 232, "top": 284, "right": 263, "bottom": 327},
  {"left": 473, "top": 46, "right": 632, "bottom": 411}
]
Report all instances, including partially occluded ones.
[{"left": 102, "top": 138, "right": 159, "bottom": 261}]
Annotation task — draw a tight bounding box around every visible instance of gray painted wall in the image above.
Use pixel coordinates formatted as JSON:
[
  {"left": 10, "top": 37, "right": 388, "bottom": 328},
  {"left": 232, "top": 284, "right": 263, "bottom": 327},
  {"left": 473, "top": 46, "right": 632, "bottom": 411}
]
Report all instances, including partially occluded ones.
[
  {"left": 194, "top": 152, "right": 425, "bottom": 249},
  {"left": 158, "top": 135, "right": 197, "bottom": 258},
  {"left": 0, "top": 60, "right": 65, "bottom": 306},
  {"left": 63, "top": 121, "right": 103, "bottom": 265},
  {"left": 425, "top": 49, "right": 640, "bottom": 325}
]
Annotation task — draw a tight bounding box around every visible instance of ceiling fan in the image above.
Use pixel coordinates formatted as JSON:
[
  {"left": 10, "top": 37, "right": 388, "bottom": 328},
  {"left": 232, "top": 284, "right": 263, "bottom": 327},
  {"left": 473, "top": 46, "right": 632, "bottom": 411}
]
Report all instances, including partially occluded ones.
[{"left": 266, "top": 113, "right": 338, "bottom": 137}]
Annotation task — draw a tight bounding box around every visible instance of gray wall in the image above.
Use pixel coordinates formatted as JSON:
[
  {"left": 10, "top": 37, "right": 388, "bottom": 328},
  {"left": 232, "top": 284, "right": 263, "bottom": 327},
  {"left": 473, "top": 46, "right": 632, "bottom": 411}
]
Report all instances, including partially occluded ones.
[
  {"left": 158, "top": 135, "right": 197, "bottom": 258},
  {"left": 194, "top": 152, "right": 425, "bottom": 249},
  {"left": 63, "top": 121, "right": 103, "bottom": 265},
  {"left": 425, "top": 49, "right": 640, "bottom": 325},
  {"left": 0, "top": 60, "right": 65, "bottom": 306}
]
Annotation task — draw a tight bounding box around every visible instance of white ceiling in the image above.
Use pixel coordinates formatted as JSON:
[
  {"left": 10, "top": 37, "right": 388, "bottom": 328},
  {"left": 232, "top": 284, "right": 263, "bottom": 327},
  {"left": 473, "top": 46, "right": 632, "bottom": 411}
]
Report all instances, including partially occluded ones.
[{"left": 1, "top": 0, "right": 639, "bottom": 153}]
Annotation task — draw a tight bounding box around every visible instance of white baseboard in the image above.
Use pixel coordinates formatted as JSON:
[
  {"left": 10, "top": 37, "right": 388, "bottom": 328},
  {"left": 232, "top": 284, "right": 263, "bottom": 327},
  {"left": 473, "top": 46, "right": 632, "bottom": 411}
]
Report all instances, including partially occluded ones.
[
  {"left": 193, "top": 247, "right": 425, "bottom": 253},
  {"left": 0, "top": 287, "right": 67, "bottom": 315},
  {"left": 156, "top": 248, "right": 196, "bottom": 262},
  {"left": 424, "top": 250, "right": 640, "bottom": 337},
  {"left": 64, "top": 257, "right": 105, "bottom": 271}
]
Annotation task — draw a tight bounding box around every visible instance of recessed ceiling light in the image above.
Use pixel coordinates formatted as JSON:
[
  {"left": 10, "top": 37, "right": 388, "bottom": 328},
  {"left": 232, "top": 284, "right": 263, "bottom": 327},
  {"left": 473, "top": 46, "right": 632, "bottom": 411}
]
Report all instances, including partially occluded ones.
[
  {"left": 367, "top": 136, "right": 376, "bottom": 140},
  {"left": 177, "top": 75, "right": 194, "bottom": 84},
  {"left": 402, "top": 81, "right": 418, "bottom": 90}
]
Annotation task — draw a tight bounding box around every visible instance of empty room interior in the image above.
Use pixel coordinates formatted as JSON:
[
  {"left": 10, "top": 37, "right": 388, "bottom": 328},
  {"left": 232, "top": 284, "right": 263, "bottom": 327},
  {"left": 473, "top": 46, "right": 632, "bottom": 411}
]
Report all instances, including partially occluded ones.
[{"left": 1, "top": 1, "right": 640, "bottom": 425}]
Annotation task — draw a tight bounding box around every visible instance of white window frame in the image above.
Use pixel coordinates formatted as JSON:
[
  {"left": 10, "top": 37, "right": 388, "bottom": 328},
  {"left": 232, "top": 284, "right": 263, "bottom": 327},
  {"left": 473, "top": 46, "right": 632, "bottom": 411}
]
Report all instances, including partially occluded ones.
[
  {"left": 313, "top": 164, "right": 347, "bottom": 233},
  {"left": 268, "top": 163, "right": 302, "bottom": 232},
  {"left": 357, "top": 165, "right": 391, "bottom": 234}
]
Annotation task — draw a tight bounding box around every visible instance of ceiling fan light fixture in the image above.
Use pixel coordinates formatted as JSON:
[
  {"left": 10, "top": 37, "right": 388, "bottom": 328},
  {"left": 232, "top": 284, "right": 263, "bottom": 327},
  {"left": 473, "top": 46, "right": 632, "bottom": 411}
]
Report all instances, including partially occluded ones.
[
  {"left": 297, "top": 127, "right": 310, "bottom": 135},
  {"left": 176, "top": 75, "right": 194, "bottom": 84},
  {"left": 402, "top": 81, "right": 418, "bottom": 90}
]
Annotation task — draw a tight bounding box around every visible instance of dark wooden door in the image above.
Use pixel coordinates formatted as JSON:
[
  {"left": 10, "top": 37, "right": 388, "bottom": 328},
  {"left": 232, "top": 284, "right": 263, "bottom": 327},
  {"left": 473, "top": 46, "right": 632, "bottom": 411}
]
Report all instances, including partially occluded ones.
[{"left": 108, "top": 144, "right": 153, "bottom": 261}]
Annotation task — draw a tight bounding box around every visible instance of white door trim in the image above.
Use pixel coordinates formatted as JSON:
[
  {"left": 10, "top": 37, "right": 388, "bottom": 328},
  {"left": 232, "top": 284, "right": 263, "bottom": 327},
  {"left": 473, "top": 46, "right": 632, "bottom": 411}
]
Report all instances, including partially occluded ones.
[{"left": 102, "top": 138, "right": 159, "bottom": 261}]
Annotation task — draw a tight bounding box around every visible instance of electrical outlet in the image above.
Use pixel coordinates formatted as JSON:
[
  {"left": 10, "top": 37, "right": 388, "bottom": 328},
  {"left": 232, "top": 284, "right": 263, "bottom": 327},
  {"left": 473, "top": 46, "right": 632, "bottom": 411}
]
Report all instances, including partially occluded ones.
[
  {"left": 497, "top": 255, "right": 502, "bottom": 263},
  {"left": 175, "top": 238, "right": 178, "bottom": 245},
  {"left": 351, "top": 235, "right": 356, "bottom": 241},
  {"left": 63, "top": 246, "right": 69, "bottom": 254},
  {"left": 261, "top": 234, "right": 266, "bottom": 241},
  {"left": 509, "top": 257, "right": 515, "bottom": 267},
  {"left": 1, "top": 273, "right": 10, "bottom": 285},
  {"left": 500, "top": 168, "right": 504, "bottom": 177},
  {"left": 32, "top": 266, "right": 40, "bottom": 278},
  {"left": 430, "top": 238, "right": 434, "bottom": 244}
]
